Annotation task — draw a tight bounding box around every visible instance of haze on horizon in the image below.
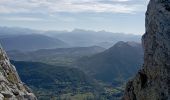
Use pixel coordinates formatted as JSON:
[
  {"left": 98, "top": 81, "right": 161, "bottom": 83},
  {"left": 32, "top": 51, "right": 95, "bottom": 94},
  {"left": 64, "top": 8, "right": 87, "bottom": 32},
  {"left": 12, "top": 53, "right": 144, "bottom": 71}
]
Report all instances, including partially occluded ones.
[{"left": 0, "top": 0, "right": 149, "bottom": 35}]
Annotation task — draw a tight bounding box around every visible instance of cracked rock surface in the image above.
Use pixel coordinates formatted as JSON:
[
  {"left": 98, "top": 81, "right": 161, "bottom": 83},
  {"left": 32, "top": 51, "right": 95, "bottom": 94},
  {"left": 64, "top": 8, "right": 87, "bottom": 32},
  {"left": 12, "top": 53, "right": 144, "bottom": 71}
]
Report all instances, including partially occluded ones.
[
  {"left": 123, "top": 0, "right": 170, "bottom": 100},
  {"left": 0, "top": 45, "right": 37, "bottom": 100}
]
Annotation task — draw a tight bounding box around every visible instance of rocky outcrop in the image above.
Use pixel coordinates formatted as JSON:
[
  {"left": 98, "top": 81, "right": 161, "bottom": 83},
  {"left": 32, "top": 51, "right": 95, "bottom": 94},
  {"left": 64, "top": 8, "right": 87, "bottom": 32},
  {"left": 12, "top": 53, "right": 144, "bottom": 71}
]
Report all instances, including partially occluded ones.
[
  {"left": 123, "top": 0, "right": 170, "bottom": 100},
  {"left": 0, "top": 45, "right": 36, "bottom": 100}
]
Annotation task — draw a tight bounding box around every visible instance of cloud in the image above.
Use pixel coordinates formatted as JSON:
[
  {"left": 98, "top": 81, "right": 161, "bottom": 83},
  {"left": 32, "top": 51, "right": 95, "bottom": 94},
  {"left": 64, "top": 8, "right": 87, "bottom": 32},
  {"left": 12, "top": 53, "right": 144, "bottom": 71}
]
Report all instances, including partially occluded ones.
[
  {"left": 118, "top": 0, "right": 130, "bottom": 1},
  {"left": 48, "top": 2, "right": 142, "bottom": 14},
  {"left": 0, "top": 0, "right": 147, "bottom": 14},
  {"left": 1, "top": 16, "right": 43, "bottom": 21},
  {"left": 0, "top": 6, "right": 29, "bottom": 13}
]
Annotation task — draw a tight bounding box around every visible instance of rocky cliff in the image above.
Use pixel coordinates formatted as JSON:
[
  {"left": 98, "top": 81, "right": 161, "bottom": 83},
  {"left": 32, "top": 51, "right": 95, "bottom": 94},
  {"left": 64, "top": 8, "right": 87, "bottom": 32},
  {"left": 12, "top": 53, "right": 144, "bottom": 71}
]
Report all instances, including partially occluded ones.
[
  {"left": 0, "top": 45, "right": 36, "bottom": 100},
  {"left": 123, "top": 0, "right": 170, "bottom": 100}
]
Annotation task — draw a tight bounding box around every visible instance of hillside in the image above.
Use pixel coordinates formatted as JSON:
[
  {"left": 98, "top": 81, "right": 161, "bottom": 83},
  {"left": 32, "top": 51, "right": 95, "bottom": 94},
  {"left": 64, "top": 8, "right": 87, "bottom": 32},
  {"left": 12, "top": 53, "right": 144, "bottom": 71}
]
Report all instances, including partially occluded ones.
[
  {"left": 0, "top": 27, "right": 38, "bottom": 36},
  {"left": 11, "top": 61, "right": 122, "bottom": 100},
  {"left": 75, "top": 41, "right": 143, "bottom": 84},
  {"left": 0, "top": 34, "right": 68, "bottom": 51},
  {"left": 7, "top": 46, "right": 105, "bottom": 66}
]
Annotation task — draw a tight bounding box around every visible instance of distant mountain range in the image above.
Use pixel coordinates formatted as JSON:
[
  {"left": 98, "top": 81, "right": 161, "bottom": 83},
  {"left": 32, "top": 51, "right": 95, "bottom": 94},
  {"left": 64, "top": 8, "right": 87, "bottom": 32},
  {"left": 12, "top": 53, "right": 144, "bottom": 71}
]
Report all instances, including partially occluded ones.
[
  {"left": 46, "top": 29, "right": 142, "bottom": 48},
  {"left": 74, "top": 41, "right": 144, "bottom": 84},
  {"left": 0, "top": 34, "right": 68, "bottom": 51},
  {"left": 0, "top": 27, "right": 142, "bottom": 50},
  {"left": 0, "top": 26, "right": 40, "bottom": 36}
]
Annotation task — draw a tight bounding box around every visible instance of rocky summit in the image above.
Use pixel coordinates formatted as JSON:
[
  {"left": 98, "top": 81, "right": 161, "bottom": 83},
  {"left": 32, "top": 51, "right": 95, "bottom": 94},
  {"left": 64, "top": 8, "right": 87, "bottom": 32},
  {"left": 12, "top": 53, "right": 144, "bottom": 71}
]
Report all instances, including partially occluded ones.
[
  {"left": 123, "top": 0, "right": 170, "bottom": 100},
  {"left": 0, "top": 45, "right": 36, "bottom": 100}
]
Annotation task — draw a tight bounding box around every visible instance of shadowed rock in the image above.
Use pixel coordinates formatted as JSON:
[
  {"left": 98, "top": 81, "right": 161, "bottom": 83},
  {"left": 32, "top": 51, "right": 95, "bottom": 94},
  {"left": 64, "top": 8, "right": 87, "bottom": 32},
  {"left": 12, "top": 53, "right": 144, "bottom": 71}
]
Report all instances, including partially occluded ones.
[{"left": 123, "top": 0, "right": 170, "bottom": 100}]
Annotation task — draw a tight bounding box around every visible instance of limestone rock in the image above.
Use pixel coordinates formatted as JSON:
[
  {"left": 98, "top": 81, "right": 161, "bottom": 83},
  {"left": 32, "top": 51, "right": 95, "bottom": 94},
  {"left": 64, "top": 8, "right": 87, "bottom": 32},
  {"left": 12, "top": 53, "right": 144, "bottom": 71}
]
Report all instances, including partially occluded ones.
[
  {"left": 0, "top": 45, "right": 37, "bottom": 100},
  {"left": 123, "top": 0, "right": 170, "bottom": 100}
]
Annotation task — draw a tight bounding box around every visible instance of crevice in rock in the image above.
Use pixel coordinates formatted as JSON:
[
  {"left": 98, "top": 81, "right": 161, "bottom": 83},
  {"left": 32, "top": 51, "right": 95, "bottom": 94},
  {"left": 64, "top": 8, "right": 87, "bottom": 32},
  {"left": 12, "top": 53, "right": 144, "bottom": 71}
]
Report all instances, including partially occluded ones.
[
  {"left": 164, "top": 4, "right": 170, "bottom": 11},
  {"left": 139, "top": 72, "right": 148, "bottom": 88}
]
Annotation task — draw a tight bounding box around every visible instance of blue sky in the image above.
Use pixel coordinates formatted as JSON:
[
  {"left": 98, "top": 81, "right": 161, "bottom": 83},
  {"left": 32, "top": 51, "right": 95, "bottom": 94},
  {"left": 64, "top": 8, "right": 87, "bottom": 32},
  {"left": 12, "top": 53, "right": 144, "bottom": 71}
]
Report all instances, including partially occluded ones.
[{"left": 0, "top": 0, "right": 149, "bottom": 35}]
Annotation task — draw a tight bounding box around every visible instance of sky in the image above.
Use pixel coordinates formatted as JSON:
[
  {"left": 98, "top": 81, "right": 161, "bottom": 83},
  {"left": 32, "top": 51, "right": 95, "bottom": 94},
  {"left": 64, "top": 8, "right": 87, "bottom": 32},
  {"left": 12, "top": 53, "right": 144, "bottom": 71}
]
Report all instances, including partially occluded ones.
[{"left": 0, "top": 0, "right": 149, "bottom": 35}]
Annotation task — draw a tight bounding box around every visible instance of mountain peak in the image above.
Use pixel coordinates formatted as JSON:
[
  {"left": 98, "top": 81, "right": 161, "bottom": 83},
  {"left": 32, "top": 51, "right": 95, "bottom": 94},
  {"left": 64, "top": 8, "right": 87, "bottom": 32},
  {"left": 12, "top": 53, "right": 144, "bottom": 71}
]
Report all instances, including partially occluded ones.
[
  {"left": 112, "top": 41, "right": 132, "bottom": 49},
  {"left": 0, "top": 44, "right": 36, "bottom": 99},
  {"left": 126, "top": 41, "right": 141, "bottom": 47}
]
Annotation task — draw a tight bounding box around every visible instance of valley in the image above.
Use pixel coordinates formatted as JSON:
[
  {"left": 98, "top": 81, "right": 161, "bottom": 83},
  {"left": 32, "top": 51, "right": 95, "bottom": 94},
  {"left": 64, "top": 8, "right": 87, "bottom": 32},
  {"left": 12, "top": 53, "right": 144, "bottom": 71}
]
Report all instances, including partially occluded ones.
[
  {"left": 1, "top": 0, "right": 168, "bottom": 99},
  {"left": 11, "top": 61, "right": 123, "bottom": 100},
  {"left": 0, "top": 27, "right": 143, "bottom": 100}
]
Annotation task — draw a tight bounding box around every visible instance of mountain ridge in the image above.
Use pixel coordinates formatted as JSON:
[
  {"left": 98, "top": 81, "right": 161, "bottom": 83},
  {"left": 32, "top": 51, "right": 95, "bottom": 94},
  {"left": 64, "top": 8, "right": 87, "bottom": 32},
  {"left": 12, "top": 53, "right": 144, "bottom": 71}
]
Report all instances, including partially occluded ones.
[
  {"left": 0, "top": 26, "right": 141, "bottom": 49},
  {"left": 0, "top": 34, "right": 68, "bottom": 51},
  {"left": 75, "top": 41, "right": 143, "bottom": 84}
]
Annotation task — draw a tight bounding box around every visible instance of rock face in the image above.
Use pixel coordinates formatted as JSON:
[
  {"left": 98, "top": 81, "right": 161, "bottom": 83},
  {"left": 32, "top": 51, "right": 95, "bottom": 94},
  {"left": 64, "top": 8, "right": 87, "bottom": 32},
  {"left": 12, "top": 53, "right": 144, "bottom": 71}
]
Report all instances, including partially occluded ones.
[
  {"left": 0, "top": 45, "right": 36, "bottom": 100},
  {"left": 123, "top": 0, "right": 170, "bottom": 100}
]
